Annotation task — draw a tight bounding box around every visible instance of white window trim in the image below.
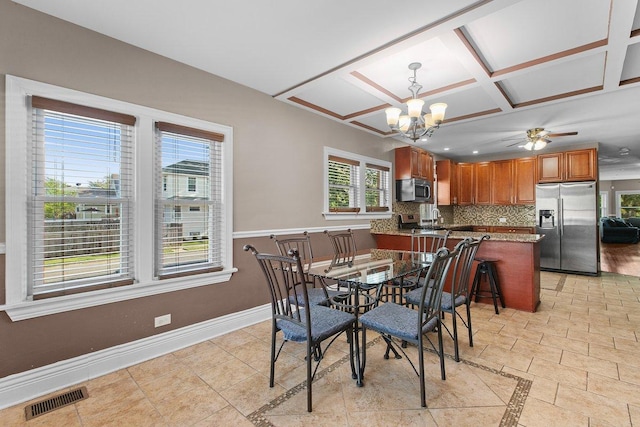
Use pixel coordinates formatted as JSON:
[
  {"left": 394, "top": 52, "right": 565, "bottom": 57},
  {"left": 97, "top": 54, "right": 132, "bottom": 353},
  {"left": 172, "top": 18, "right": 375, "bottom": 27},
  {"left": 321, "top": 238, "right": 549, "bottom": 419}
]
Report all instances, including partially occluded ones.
[
  {"left": 599, "top": 191, "right": 608, "bottom": 218},
  {"left": 4, "top": 75, "right": 235, "bottom": 321},
  {"left": 323, "top": 147, "right": 392, "bottom": 220}
]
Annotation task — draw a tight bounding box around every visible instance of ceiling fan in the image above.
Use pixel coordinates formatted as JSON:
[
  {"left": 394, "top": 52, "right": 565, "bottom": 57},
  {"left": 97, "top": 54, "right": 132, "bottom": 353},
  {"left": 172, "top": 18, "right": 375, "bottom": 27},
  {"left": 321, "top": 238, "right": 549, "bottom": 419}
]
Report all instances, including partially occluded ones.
[{"left": 506, "top": 127, "right": 578, "bottom": 151}]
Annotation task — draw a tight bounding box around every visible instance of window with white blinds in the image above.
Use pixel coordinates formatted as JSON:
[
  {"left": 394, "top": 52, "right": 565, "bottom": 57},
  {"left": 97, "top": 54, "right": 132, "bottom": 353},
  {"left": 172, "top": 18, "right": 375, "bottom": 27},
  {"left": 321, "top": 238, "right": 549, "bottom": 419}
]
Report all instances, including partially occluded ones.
[
  {"left": 155, "top": 122, "right": 224, "bottom": 278},
  {"left": 324, "top": 147, "right": 392, "bottom": 219},
  {"left": 30, "top": 96, "right": 135, "bottom": 299},
  {"left": 328, "top": 155, "right": 360, "bottom": 212},
  {"left": 365, "top": 163, "right": 390, "bottom": 212}
]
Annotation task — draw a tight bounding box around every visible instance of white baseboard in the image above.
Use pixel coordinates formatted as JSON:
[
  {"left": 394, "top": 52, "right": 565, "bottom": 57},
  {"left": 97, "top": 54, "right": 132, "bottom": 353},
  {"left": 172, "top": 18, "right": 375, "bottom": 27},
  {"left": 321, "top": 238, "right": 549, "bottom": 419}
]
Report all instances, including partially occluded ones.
[{"left": 0, "top": 304, "right": 271, "bottom": 410}]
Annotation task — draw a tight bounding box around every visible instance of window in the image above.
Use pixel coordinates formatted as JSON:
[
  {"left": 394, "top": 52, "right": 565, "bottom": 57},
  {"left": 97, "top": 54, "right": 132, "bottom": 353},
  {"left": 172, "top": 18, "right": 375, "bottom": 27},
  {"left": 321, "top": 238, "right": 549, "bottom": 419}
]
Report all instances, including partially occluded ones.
[
  {"left": 324, "top": 147, "right": 391, "bottom": 220},
  {"left": 155, "top": 122, "right": 223, "bottom": 278},
  {"left": 599, "top": 191, "right": 608, "bottom": 219},
  {"left": 29, "top": 96, "right": 135, "bottom": 299},
  {"left": 616, "top": 191, "right": 640, "bottom": 219},
  {"left": 5, "top": 75, "right": 234, "bottom": 320}
]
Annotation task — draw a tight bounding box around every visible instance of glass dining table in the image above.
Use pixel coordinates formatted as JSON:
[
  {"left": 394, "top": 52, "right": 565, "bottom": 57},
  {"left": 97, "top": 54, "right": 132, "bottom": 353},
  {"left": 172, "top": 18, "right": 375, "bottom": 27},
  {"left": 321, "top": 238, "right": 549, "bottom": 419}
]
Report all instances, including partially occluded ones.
[{"left": 307, "top": 249, "right": 434, "bottom": 386}]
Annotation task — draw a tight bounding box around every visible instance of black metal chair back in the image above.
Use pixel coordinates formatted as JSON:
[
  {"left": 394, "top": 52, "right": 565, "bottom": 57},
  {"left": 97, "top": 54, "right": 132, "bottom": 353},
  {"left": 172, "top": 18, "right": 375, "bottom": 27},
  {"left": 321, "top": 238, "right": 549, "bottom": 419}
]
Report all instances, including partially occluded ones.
[{"left": 324, "top": 229, "right": 357, "bottom": 271}]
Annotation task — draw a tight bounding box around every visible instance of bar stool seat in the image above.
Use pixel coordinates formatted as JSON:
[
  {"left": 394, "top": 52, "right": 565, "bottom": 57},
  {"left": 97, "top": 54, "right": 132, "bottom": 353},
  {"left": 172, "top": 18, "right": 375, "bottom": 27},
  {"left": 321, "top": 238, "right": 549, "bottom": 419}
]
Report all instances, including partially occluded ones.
[{"left": 470, "top": 258, "right": 505, "bottom": 314}]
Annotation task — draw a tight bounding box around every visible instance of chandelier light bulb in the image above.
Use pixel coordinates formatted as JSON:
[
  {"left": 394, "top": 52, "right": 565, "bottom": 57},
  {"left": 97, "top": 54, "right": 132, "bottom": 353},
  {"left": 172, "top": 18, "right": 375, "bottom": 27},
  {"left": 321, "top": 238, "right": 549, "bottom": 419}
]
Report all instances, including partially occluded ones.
[
  {"left": 429, "top": 103, "right": 447, "bottom": 123},
  {"left": 407, "top": 98, "right": 424, "bottom": 118},
  {"left": 398, "top": 115, "right": 411, "bottom": 133},
  {"left": 385, "top": 107, "right": 401, "bottom": 126}
]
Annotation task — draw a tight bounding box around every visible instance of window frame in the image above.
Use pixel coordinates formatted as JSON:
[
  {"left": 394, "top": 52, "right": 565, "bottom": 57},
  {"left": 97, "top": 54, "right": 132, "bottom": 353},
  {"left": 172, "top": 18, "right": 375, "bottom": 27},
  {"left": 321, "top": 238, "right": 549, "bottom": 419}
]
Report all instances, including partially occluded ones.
[
  {"left": 615, "top": 190, "right": 640, "bottom": 219},
  {"left": 323, "top": 147, "right": 392, "bottom": 220},
  {"left": 4, "top": 75, "right": 235, "bottom": 321}
]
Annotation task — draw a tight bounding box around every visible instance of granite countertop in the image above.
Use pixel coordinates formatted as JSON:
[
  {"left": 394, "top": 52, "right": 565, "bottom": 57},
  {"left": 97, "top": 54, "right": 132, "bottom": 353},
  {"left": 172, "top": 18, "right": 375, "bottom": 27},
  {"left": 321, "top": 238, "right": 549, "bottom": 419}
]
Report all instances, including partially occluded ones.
[{"left": 373, "top": 228, "right": 545, "bottom": 243}]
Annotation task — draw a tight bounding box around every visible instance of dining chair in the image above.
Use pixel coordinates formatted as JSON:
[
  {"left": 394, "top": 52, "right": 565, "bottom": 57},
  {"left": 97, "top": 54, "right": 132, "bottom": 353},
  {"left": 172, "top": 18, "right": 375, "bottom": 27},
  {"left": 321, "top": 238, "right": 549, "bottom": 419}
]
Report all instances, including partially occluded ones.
[
  {"left": 410, "top": 229, "right": 451, "bottom": 254},
  {"left": 243, "top": 245, "right": 356, "bottom": 412},
  {"left": 358, "top": 246, "right": 457, "bottom": 408},
  {"left": 324, "top": 229, "right": 357, "bottom": 272},
  {"left": 270, "top": 231, "right": 342, "bottom": 306},
  {"left": 404, "top": 235, "right": 488, "bottom": 362}
]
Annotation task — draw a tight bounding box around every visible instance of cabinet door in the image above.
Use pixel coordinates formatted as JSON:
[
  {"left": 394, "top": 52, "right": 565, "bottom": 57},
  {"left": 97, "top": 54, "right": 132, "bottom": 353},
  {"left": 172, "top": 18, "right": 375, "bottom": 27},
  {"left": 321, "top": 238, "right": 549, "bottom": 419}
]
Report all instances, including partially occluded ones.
[
  {"left": 565, "top": 149, "right": 597, "bottom": 181},
  {"left": 491, "top": 160, "right": 513, "bottom": 205},
  {"left": 473, "top": 226, "right": 491, "bottom": 232},
  {"left": 419, "top": 151, "right": 433, "bottom": 182},
  {"left": 457, "top": 163, "right": 474, "bottom": 205},
  {"left": 474, "top": 162, "right": 491, "bottom": 205},
  {"left": 513, "top": 157, "right": 536, "bottom": 204},
  {"left": 436, "top": 159, "right": 457, "bottom": 205},
  {"left": 537, "top": 153, "right": 563, "bottom": 183},
  {"left": 394, "top": 146, "right": 412, "bottom": 180}
]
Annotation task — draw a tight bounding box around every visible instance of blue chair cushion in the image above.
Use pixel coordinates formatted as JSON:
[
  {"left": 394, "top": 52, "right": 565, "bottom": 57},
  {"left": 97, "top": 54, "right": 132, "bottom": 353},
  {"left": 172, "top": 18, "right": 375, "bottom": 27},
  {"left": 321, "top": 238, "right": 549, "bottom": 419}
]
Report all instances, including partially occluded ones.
[
  {"left": 290, "top": 288, "right": 343, "bottom": 306},
  {"left": 277, "top": 305, "right": 355, "bottom": 343},
  {"left": 404, "top": 287, "right": 466, "bottom": 311},
  {"left": 359, "top": 302, "right": 438, "bottom": 342}
]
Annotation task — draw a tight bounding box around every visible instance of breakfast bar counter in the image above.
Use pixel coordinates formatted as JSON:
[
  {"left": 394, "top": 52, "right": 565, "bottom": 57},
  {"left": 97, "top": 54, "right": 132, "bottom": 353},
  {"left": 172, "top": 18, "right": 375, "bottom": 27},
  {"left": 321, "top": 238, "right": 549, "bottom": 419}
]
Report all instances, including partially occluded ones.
[{"left": 373, "top": 229, "right": 544, "bottom": 312}]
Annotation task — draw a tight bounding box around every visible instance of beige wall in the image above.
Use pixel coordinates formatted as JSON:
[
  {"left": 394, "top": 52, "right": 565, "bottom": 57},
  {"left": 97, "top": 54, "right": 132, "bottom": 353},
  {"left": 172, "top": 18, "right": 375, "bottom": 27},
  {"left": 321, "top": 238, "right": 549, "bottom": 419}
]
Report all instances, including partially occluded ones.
[{"left": 0, "top": 0, "right": 388, "bottom": 377}]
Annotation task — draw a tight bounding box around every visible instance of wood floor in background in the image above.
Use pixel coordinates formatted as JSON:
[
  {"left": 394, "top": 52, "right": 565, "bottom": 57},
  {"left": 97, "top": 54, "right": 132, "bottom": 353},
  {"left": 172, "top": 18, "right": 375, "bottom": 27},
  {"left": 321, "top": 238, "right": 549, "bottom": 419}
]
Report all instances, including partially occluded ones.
[{"left": 599, "top": 241, "right": 640, "bottom": 277}]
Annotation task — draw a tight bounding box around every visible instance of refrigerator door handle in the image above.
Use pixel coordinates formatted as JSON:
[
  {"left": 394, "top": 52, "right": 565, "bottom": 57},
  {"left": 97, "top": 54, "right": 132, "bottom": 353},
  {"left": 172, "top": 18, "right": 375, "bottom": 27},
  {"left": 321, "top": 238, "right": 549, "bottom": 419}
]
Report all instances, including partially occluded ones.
[{"left": 559, "top": 198, "right": 564, "bottom": 237}]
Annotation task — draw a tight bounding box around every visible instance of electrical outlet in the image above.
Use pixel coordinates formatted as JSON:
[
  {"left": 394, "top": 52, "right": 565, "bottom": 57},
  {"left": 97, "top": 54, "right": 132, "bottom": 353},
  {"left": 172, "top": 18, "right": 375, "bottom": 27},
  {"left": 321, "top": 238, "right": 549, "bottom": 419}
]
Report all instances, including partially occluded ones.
[
  {"left": 499, "top": 217, "right": 507, "bottom": 223},
  {"left": 154, "top": 314, "right": 171, "bottom": 328}
]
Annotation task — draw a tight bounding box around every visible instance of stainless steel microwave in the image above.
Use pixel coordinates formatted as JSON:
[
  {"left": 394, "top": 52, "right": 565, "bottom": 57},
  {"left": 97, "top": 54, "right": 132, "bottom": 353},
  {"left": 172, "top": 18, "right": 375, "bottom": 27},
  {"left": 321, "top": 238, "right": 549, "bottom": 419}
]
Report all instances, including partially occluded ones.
[{"left": 396, "top": 178, "right": 432, "bottom": 203}]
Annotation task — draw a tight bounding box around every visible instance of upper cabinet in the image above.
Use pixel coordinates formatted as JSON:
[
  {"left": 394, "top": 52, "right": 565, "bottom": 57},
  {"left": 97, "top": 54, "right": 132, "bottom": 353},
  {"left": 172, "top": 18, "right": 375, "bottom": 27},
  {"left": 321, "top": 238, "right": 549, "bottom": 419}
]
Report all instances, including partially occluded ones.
[
  {"left": 537, "top": 148, "right": 597, "bottom": 183},
  {"left": 395, "top": 146, "right": 434, "bottom": 182},
  {"left": 457, "top": 163, "right": 475, "bottom": 205},
  {"left": 491, "top": 157, "right": 536, "bottom": 205},
  {"left": 474, "top": 162, "right": 491, "bottom": 205},
  {"left": 435, "top": 159, "right": 458, "bottom": 205}
]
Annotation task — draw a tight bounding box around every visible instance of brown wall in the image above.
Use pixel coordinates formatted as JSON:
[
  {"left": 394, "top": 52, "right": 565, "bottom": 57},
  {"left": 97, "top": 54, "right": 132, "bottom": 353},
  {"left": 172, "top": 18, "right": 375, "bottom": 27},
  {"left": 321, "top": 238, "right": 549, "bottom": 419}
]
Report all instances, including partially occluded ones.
[{"left": 0, "top": 0, "right": 386, "bottom": 378}]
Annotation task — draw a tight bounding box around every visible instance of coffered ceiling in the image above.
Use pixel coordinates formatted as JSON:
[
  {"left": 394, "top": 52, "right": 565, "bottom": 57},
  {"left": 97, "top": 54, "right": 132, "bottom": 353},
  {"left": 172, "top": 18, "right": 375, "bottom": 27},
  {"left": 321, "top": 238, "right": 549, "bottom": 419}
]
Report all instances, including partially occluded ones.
[{"left": 13, "top": 0, "right": 640, "bottom": 180}]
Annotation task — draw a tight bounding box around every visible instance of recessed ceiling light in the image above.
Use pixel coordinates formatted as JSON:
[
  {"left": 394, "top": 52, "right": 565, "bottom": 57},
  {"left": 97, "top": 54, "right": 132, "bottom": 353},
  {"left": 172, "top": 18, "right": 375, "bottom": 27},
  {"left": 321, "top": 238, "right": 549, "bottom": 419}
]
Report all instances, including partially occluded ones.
[
  {"left": 619, "top": 147, "right": 630, "bottom": 156},
  {"left": 443, "top": 147, "right": 450, "bottom": 151},
  {"left": 472, "top": 150, "right": 478, "bottom": 154}
]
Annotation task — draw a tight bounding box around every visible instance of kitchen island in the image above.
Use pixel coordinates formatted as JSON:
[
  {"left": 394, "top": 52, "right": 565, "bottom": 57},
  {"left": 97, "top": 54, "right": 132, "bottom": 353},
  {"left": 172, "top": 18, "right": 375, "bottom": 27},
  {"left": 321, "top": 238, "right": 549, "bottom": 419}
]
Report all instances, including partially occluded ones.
[{"left": 373, "top": 229, "right": 544, "bottom": 312}]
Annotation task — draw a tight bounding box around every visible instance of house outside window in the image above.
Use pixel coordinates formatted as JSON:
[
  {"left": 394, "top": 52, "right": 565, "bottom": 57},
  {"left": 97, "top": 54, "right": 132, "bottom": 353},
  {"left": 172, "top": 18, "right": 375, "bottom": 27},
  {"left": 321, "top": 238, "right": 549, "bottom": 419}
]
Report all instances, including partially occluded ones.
[
  {"left": 188, "top": 176, "right": 196, "bottom": 192},
  {"left": 323, "top": 147, "right": 392, "bottom": 220}
]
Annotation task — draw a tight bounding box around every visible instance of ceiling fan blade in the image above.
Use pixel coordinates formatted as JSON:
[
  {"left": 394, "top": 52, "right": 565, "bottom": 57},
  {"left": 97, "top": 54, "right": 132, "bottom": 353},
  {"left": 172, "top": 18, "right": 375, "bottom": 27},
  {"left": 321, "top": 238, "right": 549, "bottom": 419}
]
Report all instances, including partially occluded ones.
[
  {"left": 506, "top": 140, "right": 526, "bottom": 147},
  {"left": 547, "top": 131, "right": 578, "bottom": 137},
  {"left": 536, "top": 130, "right": 550, "bottom": 137}
]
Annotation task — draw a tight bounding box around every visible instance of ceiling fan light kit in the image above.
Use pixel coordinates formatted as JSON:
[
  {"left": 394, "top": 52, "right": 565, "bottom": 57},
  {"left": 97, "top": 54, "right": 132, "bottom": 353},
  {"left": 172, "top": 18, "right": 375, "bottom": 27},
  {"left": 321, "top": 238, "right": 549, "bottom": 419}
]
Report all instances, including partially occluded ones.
[{"left": 385, "top": 62, "right": 447, "bottom": 142}]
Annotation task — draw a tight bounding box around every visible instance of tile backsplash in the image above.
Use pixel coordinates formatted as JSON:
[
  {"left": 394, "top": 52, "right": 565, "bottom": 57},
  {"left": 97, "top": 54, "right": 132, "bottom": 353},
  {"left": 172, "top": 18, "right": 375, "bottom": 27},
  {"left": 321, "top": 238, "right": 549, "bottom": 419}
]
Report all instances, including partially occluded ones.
[
  {"left": 454, "top": 205, "right": 536, "bottom": 226},
  {"left": 370, "top": 203, "right": 535, "bottom": 232}
]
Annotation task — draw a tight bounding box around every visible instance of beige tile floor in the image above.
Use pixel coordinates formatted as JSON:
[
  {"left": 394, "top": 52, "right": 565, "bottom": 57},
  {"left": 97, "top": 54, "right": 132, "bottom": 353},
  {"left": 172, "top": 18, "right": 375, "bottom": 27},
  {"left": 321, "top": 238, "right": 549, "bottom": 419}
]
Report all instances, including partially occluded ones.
[{"left": 2, "top": 271, "right": 640, "bottom": 426}]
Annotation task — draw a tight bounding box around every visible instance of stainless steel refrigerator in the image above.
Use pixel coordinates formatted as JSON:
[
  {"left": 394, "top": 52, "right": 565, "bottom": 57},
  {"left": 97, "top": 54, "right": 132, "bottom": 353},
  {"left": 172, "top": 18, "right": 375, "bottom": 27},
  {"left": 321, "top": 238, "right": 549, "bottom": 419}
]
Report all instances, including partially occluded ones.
[{"left": 536, "top": 181, "right": 598, "bottom": 274}]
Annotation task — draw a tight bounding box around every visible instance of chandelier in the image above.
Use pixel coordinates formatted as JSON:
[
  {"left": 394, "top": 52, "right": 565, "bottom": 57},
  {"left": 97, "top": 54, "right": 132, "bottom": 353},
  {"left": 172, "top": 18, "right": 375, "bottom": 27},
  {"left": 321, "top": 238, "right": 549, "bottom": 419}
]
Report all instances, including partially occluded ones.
[
  {"left": 385, "top": 62, "right": 447, "bottom": 142},
  {"left": 523, "top": 128, "right": 550, "bottom": 151}
]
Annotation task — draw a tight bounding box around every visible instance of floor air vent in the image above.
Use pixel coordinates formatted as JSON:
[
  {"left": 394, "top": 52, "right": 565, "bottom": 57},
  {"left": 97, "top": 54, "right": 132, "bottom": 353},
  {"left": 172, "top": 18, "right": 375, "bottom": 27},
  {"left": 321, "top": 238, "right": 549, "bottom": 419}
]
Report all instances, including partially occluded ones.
[{"left": 25, "top": 386, "right": 88, "bottom": 420}]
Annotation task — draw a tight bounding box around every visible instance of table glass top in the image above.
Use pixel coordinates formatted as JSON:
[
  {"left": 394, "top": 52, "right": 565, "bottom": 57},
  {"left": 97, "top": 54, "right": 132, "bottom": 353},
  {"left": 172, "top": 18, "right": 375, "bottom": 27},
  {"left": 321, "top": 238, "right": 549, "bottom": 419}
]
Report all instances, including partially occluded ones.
[{"left": 308, "top": 249, "right": 434, "bottom": 286}]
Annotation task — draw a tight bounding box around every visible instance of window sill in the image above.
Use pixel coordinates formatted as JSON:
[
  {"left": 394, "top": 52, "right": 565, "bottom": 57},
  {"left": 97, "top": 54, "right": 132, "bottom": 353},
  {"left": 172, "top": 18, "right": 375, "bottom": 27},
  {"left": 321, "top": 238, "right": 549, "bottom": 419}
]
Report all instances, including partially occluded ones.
[
  {"left": 1, "top": 268, "right": 237, "bottom": 321},
  {"left": 323, "top": 211, "right": 392, "bottom": 221}
]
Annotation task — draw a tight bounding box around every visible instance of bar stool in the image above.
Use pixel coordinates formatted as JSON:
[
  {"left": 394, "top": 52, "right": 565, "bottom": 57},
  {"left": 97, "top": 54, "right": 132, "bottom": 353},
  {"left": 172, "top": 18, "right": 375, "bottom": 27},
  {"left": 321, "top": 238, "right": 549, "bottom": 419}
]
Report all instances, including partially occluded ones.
[{"left": 470, "top": 258, "right": 505, "bottom": 314}]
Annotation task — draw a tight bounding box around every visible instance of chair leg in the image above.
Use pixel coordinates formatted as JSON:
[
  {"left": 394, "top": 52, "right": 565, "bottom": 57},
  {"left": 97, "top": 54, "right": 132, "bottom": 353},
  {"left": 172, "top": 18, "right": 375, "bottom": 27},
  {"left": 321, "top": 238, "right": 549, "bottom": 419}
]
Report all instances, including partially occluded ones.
[
  {"left": 270, "top": 325, "right": 277, "bottom": 388},
  {"left": 306, "top": 342, "right": 313, "bottom": 412},
  {"left": 437, "top": 319, "right": 446, "bottom": 381},
  {"left": 418, "top": 335, "right": 427, "bottom": 408},
  {"left": 451, "top": 305, "right": 460, "bottom": 362},
  {"left": 466, "top": 301, "right": 474, "bottom": 348}
]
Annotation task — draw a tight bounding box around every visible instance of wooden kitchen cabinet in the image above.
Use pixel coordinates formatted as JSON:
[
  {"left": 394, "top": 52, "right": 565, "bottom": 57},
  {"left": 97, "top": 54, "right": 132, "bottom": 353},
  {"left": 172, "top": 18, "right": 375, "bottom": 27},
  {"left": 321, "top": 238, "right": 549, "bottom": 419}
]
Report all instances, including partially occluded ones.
[
  {"left": 513, "top": 157, "right": 536, "bottom": 204},
  {"left": 491, "top": 159, "right": 514, "bottom": 205},
  {"left": 457, "top": 163, "right": 475, "bottom": 205},
  {"left": 395, "top": 146, "right": 434, "bottom": 182},
  {"left": 537, "top": 148, "right": 597, "bottom": 183},
  {"left": 474, "top": 162, "right": 491, "bottom": 205},
  {"left": 436, "top": 159, "right": 458, "bottom": 205}
]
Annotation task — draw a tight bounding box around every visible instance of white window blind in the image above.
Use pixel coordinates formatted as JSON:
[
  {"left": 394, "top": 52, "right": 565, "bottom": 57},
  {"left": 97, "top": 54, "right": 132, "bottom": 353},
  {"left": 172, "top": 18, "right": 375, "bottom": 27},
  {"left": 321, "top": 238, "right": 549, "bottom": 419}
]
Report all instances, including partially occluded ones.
[
  {"left": 365, "top": 163, "right": 390, "bottom": 212},
  {"left": 30, "top": 96, "right": 135, "bottom": 299},
  {"left": 155, "top": 122, "right": 224, "bottom": 278},
  {"left": 328, "top": 155, "right": 360, "bottom": 212}
]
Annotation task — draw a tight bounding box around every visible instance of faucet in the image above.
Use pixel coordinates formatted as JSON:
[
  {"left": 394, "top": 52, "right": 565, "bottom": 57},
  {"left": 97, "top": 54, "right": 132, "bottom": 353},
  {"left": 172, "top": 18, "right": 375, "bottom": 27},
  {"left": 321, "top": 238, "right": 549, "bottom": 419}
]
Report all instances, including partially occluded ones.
[{"left": 431, "top": 207, "right": 440, "bottom": 226}]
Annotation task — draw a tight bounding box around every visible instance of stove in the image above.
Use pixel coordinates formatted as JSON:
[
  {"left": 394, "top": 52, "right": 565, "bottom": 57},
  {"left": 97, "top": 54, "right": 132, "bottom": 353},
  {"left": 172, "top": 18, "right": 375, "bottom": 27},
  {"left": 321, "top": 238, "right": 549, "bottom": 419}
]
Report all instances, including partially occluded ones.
[{"left": 398, "top": 214, "right": 445, "bottom": 230}]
